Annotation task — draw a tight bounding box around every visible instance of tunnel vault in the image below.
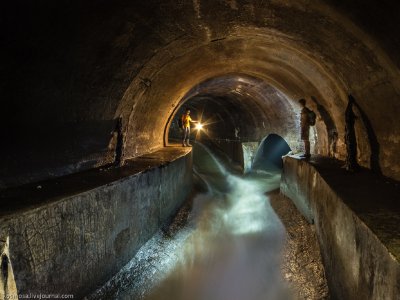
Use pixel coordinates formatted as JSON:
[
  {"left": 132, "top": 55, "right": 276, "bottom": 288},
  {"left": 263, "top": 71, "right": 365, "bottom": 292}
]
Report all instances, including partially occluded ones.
[
  {"left": 2, "top": 0, "right": 400, "bottom": 186},
  {"left": 164, "top": 74, "right": 304, "bottom": 152},
  {"left": 118, "top": 34, "right": 345, "bottom": 160},
  {"left": 2, "top": 1, "right": 400, "bottom": 298}
]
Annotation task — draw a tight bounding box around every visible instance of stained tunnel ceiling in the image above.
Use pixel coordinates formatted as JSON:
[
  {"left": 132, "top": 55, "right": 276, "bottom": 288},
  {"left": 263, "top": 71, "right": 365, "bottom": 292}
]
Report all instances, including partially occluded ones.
[
  {"left": 2, "top": 0, "right": 400, "bottom": 186},
  {"left": 166, "top": 74, "right": 298, "bottom": 144}
]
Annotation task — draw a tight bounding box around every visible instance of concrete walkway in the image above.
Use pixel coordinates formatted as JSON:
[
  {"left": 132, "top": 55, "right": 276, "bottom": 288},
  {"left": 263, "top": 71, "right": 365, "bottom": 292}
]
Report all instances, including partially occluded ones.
[
  {"left": 281, "top": 155, "right": 400, "bottom": 299},
  {"left": 305, "top": 156, "right": 400, "bottom": 260},
  {"left": 0, "top": 147, "right": 191, "bottom": 218}
]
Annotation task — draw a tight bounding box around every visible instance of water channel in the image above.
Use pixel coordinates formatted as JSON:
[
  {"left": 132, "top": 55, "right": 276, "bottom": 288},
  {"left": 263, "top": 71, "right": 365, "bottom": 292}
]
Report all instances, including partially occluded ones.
[{"left": 87, "top": 143, "right": 328, "bottom": 300}]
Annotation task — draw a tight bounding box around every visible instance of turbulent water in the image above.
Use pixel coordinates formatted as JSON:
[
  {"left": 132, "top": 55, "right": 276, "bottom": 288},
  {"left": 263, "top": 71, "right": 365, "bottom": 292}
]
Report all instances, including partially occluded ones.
[
  {"left": 87, "top": 143, "right": 301, "bottom": 300},
  {"left": 144, "top": 144, "right": 290, "bottom": 300}
]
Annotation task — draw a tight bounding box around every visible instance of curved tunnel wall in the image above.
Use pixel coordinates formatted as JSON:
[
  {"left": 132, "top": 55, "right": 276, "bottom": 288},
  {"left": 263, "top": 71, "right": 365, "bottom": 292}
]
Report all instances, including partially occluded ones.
[
  {"left": 165, "top": 74, "right": 300, "bottom": 150},
  {"left": 2, "top": 0, "right": 400, "bottom": 187},
  {"left": 121, "top": 37, "right": 343, "bottom": 159}
]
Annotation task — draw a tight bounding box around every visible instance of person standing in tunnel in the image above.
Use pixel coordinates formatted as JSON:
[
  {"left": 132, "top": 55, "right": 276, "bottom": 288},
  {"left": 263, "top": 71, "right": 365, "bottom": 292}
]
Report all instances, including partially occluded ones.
[
  {"left": 299, "top": 98, "right": 311, "bottom": 158},
  {"left": 181, "top": 108, "right": 198, "bottom": 147}
]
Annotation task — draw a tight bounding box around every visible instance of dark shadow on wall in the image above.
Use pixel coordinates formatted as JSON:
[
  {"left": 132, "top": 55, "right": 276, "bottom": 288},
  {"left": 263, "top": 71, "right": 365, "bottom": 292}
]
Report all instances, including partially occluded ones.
[
  {"left": 344, "top": 95, "right": 360, "bottom": 172},
  {"left": 114, "top": 117, "right": 124, "bottom": 167},
  {"left": 311, "top": 96, "right": 338, "bottom": 157},
  {"left": 350, "top": 94, "right": 382, "bottom": 175},
  {"left": 1, "top": 254, "right": 9, "bottom": 291},
  {"left": 252, "top": 134, "right": 291, "bottom": 171}
]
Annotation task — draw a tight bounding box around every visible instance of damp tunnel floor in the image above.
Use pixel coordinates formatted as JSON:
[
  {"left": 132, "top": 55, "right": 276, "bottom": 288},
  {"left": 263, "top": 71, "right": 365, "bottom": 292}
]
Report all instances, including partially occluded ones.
[{"left": 86, "top": 144, "right": 329, "bottom": 300}]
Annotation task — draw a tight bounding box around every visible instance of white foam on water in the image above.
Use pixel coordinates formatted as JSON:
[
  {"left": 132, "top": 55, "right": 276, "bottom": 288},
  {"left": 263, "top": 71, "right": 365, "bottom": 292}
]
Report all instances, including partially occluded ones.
[{"left": 145, "top": 145, "right": 292, "bottom": 300}]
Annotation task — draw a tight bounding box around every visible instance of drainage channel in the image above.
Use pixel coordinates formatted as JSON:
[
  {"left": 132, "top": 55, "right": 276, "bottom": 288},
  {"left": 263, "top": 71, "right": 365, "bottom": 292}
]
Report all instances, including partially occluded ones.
[{"left": 86, "top": 144, "right": 329, "bottom": 300}]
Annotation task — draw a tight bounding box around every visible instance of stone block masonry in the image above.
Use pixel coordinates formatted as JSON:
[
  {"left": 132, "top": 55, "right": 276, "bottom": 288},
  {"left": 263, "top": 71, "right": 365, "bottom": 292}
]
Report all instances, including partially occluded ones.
[{"left": 0, "top": 147, "right": 192, "bottom": 299}]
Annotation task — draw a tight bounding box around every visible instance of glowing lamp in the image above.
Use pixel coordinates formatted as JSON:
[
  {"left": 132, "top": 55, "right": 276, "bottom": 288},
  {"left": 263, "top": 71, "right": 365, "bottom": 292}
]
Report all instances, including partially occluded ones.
[{"left": 195, "top": 123, "right": 203, "bottom": 130}]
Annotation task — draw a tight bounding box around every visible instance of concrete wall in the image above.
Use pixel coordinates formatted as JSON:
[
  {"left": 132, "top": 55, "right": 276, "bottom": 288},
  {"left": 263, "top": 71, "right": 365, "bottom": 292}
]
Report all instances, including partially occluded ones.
[
  {"left": 202, "top": 140, "right": 259, "bottom": 174},
  {"left": 242, "top": 142, "right": 259, "bottom": 173},
  {"left": 212, "top": 140, "right": 245, "bottom": 168},
  {"left": 280, "top": 156, "right": 400, "bottom": 299},
  {"left": 0, "top": 150, "right": 192, "bottom": 299}
]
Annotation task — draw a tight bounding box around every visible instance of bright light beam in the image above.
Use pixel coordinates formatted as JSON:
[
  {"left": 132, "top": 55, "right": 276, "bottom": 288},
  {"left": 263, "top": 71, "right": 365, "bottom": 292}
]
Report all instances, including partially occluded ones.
[{"left": 195, "top": 123, "right": 203, "bottom": 130}]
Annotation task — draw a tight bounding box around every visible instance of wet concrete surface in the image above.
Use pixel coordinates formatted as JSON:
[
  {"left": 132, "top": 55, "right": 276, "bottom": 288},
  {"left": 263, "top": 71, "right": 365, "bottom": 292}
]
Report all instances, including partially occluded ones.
[
  {"left": 84, "top": 199, "right": 195, "bottom": 300},
  {"left": 269, "top": 191, "right": 329, "bottom": 300}
]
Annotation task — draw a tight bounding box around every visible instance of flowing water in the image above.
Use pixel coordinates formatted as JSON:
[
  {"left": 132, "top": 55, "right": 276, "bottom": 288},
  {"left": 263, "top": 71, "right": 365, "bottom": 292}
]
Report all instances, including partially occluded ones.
[
  {"left": 145, "top": 143, "right": 290, "bottom": 300},
  {"left": 87, "top": 143, "right": 327, "bottom": 300}
]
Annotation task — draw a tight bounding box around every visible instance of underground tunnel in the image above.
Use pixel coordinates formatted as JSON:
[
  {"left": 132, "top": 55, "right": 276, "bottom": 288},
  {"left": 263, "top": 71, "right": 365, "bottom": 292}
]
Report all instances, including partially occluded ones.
[{"left": 1, "top": 0, "right": 400, "bottom": 299}]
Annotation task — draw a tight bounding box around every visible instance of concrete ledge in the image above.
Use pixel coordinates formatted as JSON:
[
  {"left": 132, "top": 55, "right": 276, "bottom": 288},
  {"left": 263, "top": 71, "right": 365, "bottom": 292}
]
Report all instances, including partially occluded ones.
[
  {"left": 281, "top": 155, "right": 400, "bottom": 300},
  {"left": 0, "top": 147, "right": 192, "bottom": 298}
]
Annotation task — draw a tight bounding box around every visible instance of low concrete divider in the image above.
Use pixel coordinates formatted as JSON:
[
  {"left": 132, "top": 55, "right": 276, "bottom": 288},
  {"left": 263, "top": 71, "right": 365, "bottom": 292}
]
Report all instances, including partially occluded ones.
[
  {"left": 0, "top": 148, "right": 192, "bottom": 298},
  {"left": 281, "top": 156, "right": 400, "bottom": 300}
]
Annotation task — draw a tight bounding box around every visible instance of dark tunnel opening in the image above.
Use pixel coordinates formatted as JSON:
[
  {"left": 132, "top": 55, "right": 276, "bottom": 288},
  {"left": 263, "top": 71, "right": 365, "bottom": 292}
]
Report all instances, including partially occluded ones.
[
  {"left": 166, "top": 74, "right": 311, "bottom": 174},
  {"left": 252, "top": 134, "right": 291, "bottom": 172}
]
